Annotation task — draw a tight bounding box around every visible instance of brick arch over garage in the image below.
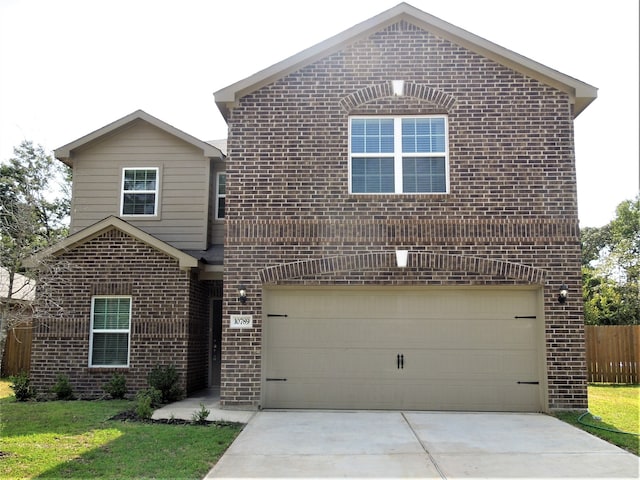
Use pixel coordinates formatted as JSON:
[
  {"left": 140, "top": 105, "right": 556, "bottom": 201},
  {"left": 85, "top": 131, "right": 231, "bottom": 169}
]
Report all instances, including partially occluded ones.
[
  {"left": 259, "top": 252, "right": 547, "bottom": 284},
  {"left": 339, "top": 81, "right": 457, "bottom": 112}
]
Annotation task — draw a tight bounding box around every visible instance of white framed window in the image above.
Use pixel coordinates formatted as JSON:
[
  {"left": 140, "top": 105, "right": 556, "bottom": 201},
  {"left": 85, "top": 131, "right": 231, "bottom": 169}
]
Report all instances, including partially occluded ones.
[
  {"left": 349, "top": 116, "right": 449, "bottom": 194},
  {"left": 121, "top": 167, "right": 159, "bottom": 216},
  {"left": 89, "top": 296, "right": 131, "bottom": 367},
  {"left": 216, "top": 173, "right": 226, "bottom": 219}
]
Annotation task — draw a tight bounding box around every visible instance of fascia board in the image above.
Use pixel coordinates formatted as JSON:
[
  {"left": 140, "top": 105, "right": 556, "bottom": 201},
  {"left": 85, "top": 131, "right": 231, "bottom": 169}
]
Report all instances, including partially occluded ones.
[
  {"left": 24, "top": 216, "right": 199, "bottom": 270},
  {"left": 215, "top": 2, "right": 596, "bottom": 119},
  {"left": 54, "top": 110, "right": 223, "bottom": 165}
]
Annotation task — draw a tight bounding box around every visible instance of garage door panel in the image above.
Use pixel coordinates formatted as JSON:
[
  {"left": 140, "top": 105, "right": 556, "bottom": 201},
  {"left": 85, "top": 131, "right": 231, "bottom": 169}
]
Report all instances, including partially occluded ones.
[{"left": 263, "top": 287, "right": 542, "bottom": 411}]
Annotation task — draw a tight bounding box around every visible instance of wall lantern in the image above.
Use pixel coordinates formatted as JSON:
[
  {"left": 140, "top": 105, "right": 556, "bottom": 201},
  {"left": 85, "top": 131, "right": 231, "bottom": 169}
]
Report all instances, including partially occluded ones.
[
  {"left": 239, "top": 285, "right": 247, "bottom": 305},
  {"left": 392, "top": 79, "right": 405, "bottom": 96},
  {"left": 558, "top": 283, "right": 568, "bottom": 304},
  {"left": 396, "top": 250, "right": 409, "bottom": 268}
]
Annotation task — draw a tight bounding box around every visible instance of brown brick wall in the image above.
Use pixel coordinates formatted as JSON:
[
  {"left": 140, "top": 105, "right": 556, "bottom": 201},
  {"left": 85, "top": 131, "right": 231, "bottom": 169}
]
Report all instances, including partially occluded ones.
[
  {"left": 222, "top": 21, "right": 586, "bottom": 410},
  {"left": 30, "top": 228, "right": 209, "bottom": 398}
]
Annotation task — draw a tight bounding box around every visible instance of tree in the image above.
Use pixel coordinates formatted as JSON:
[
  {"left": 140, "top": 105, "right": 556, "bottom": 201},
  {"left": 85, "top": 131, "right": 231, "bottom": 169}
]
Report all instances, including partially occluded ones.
[
  {"left": 0, "top": 140, "right": 71, "bottom": 372},
  {"left": 581, "top": 195, "right": 640, "bottom": 325}
]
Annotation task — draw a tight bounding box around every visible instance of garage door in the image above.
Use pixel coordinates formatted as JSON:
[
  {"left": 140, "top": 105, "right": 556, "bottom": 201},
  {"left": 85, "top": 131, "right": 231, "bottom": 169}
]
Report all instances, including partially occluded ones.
[{"left": 263, "top": 287, "right": 543, "bottom": 411}]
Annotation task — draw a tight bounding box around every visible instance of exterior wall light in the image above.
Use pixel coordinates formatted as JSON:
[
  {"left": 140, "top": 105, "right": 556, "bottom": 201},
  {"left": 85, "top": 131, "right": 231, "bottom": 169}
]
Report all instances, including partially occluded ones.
[
  {"left": 396, "top": 250, "right": 409, "bottom": 268},
  {"left": 392, "top": 79, "right": 405, "bottom": 96},
  {"left": 558, "top": 283, "right": 568, "bottom": 304},
  {"left": 239, "top": 285, "right": 247, "bottom": 305}
]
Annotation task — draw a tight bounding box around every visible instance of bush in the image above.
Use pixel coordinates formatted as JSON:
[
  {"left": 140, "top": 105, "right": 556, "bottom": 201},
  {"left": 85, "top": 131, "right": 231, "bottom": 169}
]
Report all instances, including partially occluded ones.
[
  {"left": 52, "top": 374, "right": 75, "bottom": 400},
  {"left": 147, "top": 364, "right": 183, "bottom": 404},
  {"left": 134, "top": 387, "right": 162, "bottom": 420},
  {"left": 9, "top": 372, "right": 36, "bottom": 401},
  {"left": 103, "top": 372, "right": 127, "bottom": 399},
  {"left": 191, "top": 402, "right": 211, "bottom": 425}
]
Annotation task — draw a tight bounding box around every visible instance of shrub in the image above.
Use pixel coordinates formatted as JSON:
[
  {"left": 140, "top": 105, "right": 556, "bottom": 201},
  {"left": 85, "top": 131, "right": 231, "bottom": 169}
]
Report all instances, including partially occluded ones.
[
  {"left": 147, "top": 364, "right": 184, "bottom": 404},
  {"left": 9, "top": 372, "right": 36, "bottom": 401},
  {"left": 52, "top": 374, "right": 75, "bottom": 400},
  {"left": 191, "top": 403, "right": 211, "bottom": 425},
  {"left": 134, "top": 387, "right": 162, "bottom": 420},
  {"left": 103, "top": 372, "right": 127, "bottom": 399}
]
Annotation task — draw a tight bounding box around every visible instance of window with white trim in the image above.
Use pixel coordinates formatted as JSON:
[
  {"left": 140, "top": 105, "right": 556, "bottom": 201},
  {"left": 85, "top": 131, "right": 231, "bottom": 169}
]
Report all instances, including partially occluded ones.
[
  {"left": 216, "top": 173, "right": 226, "bottom": 219},
  {"left": 349, "top": 116, "right": 448, "bottom": 194},
  {"left": 89, "top": 296, "right": 131, "bottom": 367},
  {"left": 121, "top": 168, "right": 158, "bottom": 215}
]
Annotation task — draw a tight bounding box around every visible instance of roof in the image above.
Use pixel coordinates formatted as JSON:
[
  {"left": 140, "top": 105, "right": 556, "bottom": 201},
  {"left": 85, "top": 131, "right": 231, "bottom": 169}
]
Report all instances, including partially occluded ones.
[
  {"left": 24, "top": 216, "right": 199, "bottom": 270},
  {"left": 0, "top": 268, "right": 35, "bottom": 302},
  {"left": 214, "top": 2, "right": 597, "bottom": 120},
  {"left": 207, "top": 139, "right": 227, "bottom": 156},
  {"left": 54, "top": 110, "right": 224, "bottom": 166}
]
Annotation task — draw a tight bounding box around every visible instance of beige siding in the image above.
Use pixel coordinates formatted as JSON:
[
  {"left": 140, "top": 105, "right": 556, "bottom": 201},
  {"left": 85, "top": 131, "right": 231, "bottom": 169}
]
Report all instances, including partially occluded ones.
[{"left": 70, "top": 120, "right": 210, "bottom": 250}]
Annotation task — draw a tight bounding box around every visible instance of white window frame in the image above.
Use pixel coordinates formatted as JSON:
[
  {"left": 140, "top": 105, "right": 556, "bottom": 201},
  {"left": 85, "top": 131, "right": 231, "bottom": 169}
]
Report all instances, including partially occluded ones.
[
  {"left": 120, "top": 167, "right": 159, "bottom": 216},
  {"left": 348, "top": 115, "right": 449, "bottom": 194},
  {"left": 89, "top": 296, "right": 132, "bottom": 368},
  {"left": 215, "top": 172, "right": 226, "bottom": 220}
]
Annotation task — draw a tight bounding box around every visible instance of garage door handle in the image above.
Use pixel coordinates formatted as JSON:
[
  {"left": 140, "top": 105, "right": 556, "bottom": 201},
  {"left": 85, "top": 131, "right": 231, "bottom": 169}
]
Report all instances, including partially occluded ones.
[
  {"left": 517, "top": 381, "right": 539, "bottom": 385},
  {"left": 397, "top": 354, "right": 404, "bottom": 369}
]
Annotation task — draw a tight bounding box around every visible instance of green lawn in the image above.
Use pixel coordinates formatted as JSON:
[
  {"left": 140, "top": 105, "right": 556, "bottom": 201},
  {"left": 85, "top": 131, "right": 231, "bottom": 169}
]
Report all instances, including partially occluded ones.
[
  {"left": 1, "top": 380, "right": 637, "bottom": 479},
  {"left": 555, "top": 384, "right": 639, "bottom": 456},
  {"left": 0, "top": 380, "right": 242, "bottom": 479}
]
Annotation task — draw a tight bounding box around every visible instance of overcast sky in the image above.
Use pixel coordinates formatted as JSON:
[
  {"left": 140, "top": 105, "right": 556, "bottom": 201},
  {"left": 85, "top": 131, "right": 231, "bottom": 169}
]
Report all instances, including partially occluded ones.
[{"left": 1, "top": 0, "right": 638, "bottom": 228}]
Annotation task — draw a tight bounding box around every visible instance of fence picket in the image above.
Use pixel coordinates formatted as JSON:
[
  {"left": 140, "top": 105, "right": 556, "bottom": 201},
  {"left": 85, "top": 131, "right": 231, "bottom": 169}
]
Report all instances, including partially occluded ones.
[{"left": 585, "top": 325, "right": 639, "bottom": 384}]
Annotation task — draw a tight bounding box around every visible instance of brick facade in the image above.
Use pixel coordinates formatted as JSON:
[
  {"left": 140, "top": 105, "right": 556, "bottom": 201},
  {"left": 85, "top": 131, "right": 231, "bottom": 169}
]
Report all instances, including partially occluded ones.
[
  {"left": 221, "top": 21, "right": 587, "bottom": 410},
  {"left": 30, "top": 228, "right": 211, "bottom": 398}
]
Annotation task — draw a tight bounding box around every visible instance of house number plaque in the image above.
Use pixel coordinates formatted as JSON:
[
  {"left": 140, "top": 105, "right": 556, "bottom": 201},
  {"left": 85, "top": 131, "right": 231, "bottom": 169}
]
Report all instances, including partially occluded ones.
[{"left": 230, "top": 315, "right": 253, "bottom": 329}]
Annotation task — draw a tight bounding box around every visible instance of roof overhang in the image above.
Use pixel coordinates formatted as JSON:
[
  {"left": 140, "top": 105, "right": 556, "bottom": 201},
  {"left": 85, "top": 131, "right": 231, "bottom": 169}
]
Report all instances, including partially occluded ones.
[
  {"left": 24, "top": 216, "right": 200, "bottom": 271},
  {"left": 214, "top": 2, "right": 597, "bottom": 120},
  {"left": 54, "top": 110, "right": 224, "bottom": 166}
]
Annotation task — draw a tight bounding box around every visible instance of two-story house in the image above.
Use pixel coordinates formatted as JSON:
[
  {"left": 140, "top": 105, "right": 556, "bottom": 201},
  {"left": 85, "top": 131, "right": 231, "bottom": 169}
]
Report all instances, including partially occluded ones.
[{"left": 29, "top": 3, "right": 596, "bottom": 412}]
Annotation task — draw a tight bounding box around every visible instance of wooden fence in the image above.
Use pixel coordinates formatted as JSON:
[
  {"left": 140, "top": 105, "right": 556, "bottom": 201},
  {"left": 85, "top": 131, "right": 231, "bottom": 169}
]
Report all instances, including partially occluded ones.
[
  {"left": 585, "top": 325, "right": 640, "bottom": 384},
  {"left": 2, "top": 322, "right": 638, "bottom": 383},
  {"left": 1, "top": 323, "right": 32, "bottom": 377}
]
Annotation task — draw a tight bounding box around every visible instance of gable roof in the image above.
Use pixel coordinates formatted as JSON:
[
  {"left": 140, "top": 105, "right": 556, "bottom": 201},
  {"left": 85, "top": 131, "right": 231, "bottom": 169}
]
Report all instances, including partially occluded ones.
[
  {"left": 24, "top": 216, "right": 199, "bottom": 270},
  {"left": 214, "top": 2, "right": 597, "bottom": 119},
  {"left": 54, "top": 110, "right": 224, "bottom": 166}
]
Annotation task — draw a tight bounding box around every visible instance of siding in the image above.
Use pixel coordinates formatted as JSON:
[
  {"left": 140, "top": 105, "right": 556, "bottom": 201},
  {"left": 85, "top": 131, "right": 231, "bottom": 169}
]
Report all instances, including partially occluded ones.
[{"left": 70, "top": 120, "right": 210, "bottom": 250}]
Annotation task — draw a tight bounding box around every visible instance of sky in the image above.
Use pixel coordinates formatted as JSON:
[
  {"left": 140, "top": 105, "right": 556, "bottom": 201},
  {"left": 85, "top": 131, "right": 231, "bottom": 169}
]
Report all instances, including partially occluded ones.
[{"left": 0, "top": 0, "right": 638, "bottom": 228}]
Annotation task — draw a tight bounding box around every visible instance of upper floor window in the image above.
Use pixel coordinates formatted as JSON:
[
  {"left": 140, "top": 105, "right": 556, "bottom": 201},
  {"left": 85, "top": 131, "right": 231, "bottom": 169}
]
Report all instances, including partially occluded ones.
[
  {"left": 349, "top": 116, "right": 448, "bottom": 194},
  {"left": 121, "top": 168, "right": 158, "bottom": 216},
  {"left": 89, "top": 296, "right": 131, "bottom": 367},
  {"left": 216, "top": 173, "right": 226, "bottom": 219}
]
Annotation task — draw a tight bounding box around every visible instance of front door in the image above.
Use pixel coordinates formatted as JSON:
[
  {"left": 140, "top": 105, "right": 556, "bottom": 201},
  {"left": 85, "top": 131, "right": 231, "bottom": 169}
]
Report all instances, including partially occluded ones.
[{"left": 209, "top": 299, "right": 223, "bottom": 387}]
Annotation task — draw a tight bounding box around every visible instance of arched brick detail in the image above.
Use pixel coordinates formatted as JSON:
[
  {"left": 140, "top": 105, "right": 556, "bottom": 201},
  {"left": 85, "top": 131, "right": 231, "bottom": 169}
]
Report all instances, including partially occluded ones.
[
  {"left": 259, "top": 251, "right": 546, "bottom": 284},
  {"left": 339, "top": 81, "right": 456, "bottom": 112}
]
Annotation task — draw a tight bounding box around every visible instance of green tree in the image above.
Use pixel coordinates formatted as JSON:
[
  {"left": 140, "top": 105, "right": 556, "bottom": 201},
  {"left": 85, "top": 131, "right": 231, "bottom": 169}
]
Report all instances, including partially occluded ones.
[
  {"left": 581, "top": 195, "right": 640, "bottom": 325},
  {"left": 0, "top": 140, "right": 71, "bottom": 371}
]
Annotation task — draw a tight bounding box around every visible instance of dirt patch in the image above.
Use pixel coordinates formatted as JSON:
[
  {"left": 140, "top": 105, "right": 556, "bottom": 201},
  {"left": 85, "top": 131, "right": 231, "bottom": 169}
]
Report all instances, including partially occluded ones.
[{"left": 109, "top": 410, "right": 241, "bottom": 427}]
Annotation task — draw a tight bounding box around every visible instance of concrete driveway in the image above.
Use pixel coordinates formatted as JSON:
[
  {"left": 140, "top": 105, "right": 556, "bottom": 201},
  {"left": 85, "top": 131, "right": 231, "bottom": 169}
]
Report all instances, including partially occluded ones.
[{"left": 206, "top": 411, "right": 639, "bottom": 479}]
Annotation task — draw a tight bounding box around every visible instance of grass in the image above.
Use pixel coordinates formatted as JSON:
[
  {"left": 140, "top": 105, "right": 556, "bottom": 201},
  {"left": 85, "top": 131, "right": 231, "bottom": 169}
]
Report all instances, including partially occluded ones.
[
  {"left": 0, "top": 379, "right": 242, "bottom": 479},
  {"left": 555, "top": 384, "right": 639, "bottom": 456}
]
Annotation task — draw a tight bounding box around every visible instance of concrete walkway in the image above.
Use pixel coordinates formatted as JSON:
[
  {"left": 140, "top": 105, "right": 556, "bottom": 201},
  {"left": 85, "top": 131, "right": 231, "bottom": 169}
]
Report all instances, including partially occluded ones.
[
  {"left": 206, "top": 411, "right": 639, "bottom": 479},
  {"left": 151, "top": 388, "right": 255, "bottom": 424}
]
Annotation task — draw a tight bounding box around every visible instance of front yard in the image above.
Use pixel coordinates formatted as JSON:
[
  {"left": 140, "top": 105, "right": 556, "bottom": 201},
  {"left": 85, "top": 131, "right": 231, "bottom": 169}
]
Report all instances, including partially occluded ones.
[
  {"left": 0, "top": 380, "right": 637, "bottom": 479},
  {"left": 0, "top": 380, "right": 242, "bottom": 479},
  {"left": 555, "top": 384, "right": 639, "bottom": 456}
]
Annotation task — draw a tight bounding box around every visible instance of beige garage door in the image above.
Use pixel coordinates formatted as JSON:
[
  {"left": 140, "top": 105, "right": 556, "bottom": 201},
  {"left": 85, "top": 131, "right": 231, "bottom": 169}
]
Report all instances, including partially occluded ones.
[{"left": 263, "top": 287, "right": 543, "bottom": 411}]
